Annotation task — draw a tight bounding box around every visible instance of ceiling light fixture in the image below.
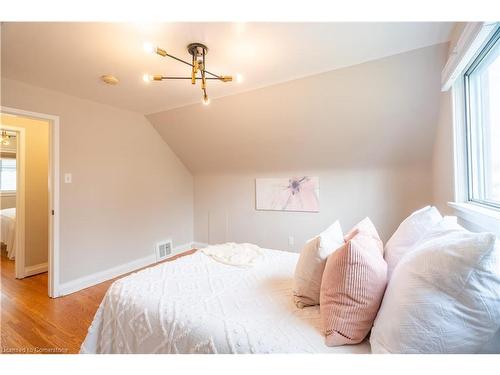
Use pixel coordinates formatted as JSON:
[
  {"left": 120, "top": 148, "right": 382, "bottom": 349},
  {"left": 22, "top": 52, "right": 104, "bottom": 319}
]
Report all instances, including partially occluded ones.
[
  {"left": 143, "top": 42, "right": 236, "bottom": 105},
  {"left": 101, "top": 75, "right": 119, "bottom": 85},
  {"left": 1, "top": 131, "right": 11, "bottom": 146}
]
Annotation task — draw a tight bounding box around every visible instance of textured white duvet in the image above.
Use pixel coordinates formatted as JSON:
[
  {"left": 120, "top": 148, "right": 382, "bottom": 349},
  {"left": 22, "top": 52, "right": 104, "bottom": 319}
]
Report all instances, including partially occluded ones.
[
  {"left": 80, "top": 247, "right": 370, "bottom": 354},
  {"left": 0, "top": 208, "right": 16, "bottom": 259}
]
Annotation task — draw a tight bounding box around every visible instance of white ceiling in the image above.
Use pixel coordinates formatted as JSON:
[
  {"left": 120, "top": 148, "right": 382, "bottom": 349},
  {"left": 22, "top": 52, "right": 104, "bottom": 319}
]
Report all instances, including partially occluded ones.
[{"left": 1, "top": 22, "right": 454, "bottom": 114}]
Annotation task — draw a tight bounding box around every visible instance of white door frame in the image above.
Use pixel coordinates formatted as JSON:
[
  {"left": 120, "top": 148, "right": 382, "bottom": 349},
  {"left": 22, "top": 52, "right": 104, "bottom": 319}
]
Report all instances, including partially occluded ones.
[{"left": 1, "top": 106, "right": 60, "bottom": 298}]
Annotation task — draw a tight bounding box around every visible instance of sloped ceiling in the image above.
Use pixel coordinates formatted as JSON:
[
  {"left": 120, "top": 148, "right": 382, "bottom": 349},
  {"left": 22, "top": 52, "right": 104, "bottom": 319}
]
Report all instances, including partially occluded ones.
[
  {"left": 147, "top": 43, "right": 448, "bottom": 174},
  {"left": 1, "top": 22, "right": 453, "bottom": 113}
]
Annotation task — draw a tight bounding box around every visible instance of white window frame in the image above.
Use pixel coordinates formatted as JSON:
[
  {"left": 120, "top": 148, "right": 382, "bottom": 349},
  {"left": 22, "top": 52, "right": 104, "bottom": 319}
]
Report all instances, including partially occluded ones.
[
  {"left": 447, "top": 22, "right": 500, "bottom": 234},
  {"left": 463, "top": 28, "right": 500, "bottom": 209}
]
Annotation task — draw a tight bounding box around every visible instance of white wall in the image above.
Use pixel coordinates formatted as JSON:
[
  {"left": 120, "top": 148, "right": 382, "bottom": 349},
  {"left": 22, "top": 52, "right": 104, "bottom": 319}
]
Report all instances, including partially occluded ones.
[
  {"left": 1, "top": 78, "right": 194, "bottom": 284},
  {"left": 148, "top": 44, "right": 447, "bottom": 251},
  {"left": 432, "top": 91, "right": 455, "bottom": 215},
  {"left": 148, "top": 44, "right": 448, "bottom": 174},
  {"left": 0, "top": 36, "right": 454, "bottom": 286},
  {"left": 194, "top": 165, "right": 433, "bottom": 251}
]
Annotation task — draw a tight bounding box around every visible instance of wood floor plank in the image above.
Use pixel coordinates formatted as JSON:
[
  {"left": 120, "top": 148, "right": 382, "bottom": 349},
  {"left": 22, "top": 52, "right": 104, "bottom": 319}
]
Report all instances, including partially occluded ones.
[{"left": 0, "top": 248, "right": 196, "bottom": 354}]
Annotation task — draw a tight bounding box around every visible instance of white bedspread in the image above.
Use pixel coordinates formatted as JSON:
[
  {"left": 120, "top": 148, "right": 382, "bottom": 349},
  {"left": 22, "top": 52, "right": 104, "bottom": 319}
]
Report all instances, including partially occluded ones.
[
  {"left": 0, "top": 208, "right": 16, "bottom": 259},
  {"left": 80, "top": 246, "right": 371, "bottom": 354}
]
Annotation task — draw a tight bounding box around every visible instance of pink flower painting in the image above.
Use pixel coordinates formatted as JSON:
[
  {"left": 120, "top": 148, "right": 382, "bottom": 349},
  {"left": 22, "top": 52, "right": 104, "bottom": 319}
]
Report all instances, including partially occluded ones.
[{"left": 255, "top": 177, "right": 320, "bottom": 212}]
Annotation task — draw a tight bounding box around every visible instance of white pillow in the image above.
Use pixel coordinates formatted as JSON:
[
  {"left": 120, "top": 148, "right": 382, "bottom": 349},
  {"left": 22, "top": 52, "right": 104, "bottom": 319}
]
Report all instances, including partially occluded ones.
[
  {"left": 371, "top": 221, "right": 500, "bottom": 353},
  {"left": 293, "top": 221, "right": 344, "bottom": 308},
  {"left": 384, "top": 206, "right": 442, "bottom": 278},
  {"left": 482, "top": 328, "right": 500, "bottom": 353}
]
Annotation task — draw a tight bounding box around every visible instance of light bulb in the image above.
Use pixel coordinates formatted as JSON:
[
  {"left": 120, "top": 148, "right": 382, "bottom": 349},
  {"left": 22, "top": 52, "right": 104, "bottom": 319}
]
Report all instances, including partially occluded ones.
[
  {"left": 142, "top": 74, "right": 152, "bottom": 83},
  {"left": 236, "top": 73, "right": 243, "bottom": 83},
  {"left": 202, "top": 95, "right": 210, "bottom": 105},
  {"left": 143, "top": 42, "right": 155, "bottom": 54}
]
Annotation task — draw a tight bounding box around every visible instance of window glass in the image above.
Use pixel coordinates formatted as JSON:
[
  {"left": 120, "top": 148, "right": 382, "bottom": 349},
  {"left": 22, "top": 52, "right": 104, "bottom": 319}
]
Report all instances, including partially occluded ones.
[
  {"left": 465, "top": 28, "right": 500, "bottom": 207},
  {"left": 0, "top": 158, "right": 17, "bottom": 191}
]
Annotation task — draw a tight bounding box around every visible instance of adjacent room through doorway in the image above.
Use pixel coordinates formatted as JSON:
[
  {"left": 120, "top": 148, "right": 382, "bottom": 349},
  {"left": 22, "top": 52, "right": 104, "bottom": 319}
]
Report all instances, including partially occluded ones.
[{"left": 0, "top": 113, "right": 50, "bottom": 284}]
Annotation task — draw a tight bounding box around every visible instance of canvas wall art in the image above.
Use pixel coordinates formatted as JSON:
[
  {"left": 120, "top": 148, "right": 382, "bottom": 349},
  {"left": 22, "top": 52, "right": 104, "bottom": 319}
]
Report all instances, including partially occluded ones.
[{"left": 255, "top": 177, "right": 320, "bottom": 212}]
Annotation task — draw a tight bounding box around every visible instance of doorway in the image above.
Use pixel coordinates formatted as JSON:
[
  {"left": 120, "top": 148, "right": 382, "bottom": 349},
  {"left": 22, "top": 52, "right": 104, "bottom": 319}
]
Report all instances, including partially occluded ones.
[
  {"left": 0, "top": 129, "right": 18, "bottom": 265},
  {"left": 0, "top": 107, "right": 60, "bottom": 298}
]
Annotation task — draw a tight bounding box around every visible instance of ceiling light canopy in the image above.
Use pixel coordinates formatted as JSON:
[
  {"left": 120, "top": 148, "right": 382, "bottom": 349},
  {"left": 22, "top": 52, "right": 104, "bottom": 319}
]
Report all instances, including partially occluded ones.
[
  {"left": 101, "top": 75, "right": 119, "bottom": 85},
  {"left": 143, "top": 41, "right": 239, "bottom": 104}
]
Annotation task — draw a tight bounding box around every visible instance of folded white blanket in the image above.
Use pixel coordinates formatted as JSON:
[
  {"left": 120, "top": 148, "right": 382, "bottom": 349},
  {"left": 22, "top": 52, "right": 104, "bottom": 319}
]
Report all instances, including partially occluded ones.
[{"left": 201, "top": 242, "right": 263, "bottom": 267}]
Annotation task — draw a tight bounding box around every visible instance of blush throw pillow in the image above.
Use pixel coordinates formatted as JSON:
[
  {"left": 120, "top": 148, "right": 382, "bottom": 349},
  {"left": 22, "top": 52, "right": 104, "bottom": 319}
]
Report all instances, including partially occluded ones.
[
  {"left": 320, "top": 218, "right": 387, "bottom": 346},
  {"left": 293, "top": 221, "right": 344, "bottom": 308},
  {"left": 384, "top": 206, "right": 442, "bottom": 279},
  {"left": 344, "top": 217, "right": 383, "bottom": 244},
  {"left": 370, "top": 221, "right": 500, "bottom": 353}
]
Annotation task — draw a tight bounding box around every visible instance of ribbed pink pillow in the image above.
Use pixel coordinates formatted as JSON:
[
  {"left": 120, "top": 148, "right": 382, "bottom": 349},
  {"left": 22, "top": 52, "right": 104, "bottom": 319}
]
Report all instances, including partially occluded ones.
[
  {"left": 320, "top": 219, "right": 387, "bottom": 346},
  {"left": 343, "top": 217, "right": 382, "bottom": 246}
]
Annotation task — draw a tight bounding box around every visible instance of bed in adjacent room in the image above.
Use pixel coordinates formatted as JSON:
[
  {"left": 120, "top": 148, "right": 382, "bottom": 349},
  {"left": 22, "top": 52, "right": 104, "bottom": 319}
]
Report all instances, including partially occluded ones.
[
  {"left": 80, "top": 246, "right": 371, "bottom": 354},
  {"left": 0, "top": 207, "right": 16, "bottom": 259}
]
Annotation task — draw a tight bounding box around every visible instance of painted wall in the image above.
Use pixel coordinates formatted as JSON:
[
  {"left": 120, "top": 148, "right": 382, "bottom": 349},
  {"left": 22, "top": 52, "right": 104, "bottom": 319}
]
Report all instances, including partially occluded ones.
[
  {"left": 1, "top": 78, "right": 194, "bottom": 284},
  {"left": 148, "top": 44, "right": 448, "bottom": 174},
  {"left": 149, "top": 44, "right": 447, "bottom": 250},
  {"left": 194, "top": 166, "right": 432, "bottom": 251},
  {"left": 432, "top": 91, "right": 455, "bottom": 215},
  {"left": 0, "top": 36, "right": 455, "bottom": 284},
  {"left": 1, "top": 115, "right": 49, "bottom": 266}
]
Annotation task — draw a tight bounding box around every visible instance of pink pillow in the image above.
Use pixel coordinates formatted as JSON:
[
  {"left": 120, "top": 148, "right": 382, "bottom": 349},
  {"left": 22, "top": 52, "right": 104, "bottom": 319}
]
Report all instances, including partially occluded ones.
[
  {"left": 344, "top": 217, "right": 382, "bottom": 246},
  {"left": 320, "top": 219, "right": 387, "bottom": 346}
]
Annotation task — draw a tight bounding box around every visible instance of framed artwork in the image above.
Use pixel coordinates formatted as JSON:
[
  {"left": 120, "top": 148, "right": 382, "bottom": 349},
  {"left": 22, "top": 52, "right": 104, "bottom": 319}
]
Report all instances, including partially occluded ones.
[{"left": 255, "top": 176, "right": 319, "bottom": 212}]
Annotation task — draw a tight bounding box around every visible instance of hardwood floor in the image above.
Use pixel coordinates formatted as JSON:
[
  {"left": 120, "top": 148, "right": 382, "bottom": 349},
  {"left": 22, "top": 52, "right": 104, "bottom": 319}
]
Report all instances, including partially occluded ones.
[{"left": 0, "top": 249, "right": 196, "bottom": 354}]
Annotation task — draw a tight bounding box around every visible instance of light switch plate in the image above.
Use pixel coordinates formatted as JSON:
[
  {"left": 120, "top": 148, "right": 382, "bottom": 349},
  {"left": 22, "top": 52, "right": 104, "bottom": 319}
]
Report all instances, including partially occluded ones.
[{"left": 64, "top": 173, "right": 72, "bottom": 183}]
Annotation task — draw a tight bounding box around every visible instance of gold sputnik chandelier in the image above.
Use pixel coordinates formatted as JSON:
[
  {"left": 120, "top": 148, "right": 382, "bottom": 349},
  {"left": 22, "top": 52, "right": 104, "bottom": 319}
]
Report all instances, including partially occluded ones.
[{"left": 143, "top": 42, "right": 236, "bottom": 105}]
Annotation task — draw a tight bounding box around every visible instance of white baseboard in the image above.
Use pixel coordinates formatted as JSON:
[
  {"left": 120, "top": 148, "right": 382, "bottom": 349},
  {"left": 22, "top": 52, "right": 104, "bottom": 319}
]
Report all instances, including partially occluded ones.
[
  {"left": 24, "top": 262, "right": 48, "bottom": 277},
  {"left": 58, "top": 242, "right": 195, "bottom": 297},
  {"left": 192, "top": 242, "right": 208, "bottom": 249},
  {"left": 171, "top": 242, "right": 196, "bottom": 255}
]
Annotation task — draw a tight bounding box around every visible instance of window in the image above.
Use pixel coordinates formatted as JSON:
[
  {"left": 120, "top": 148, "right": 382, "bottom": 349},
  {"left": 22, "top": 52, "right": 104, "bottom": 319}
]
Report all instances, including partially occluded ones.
[
  {"left": 464, "top": 27, "right": 500, "bottom": 209},
  {"left": 0, "top": 158, "right": 17, "bottom": 192}
]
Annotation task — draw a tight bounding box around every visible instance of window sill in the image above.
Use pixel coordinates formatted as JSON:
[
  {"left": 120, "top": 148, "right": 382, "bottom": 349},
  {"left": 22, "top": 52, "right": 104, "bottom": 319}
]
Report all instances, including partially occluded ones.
[{"left": 448, "top": 201, "right": 500, "bottom": 235}]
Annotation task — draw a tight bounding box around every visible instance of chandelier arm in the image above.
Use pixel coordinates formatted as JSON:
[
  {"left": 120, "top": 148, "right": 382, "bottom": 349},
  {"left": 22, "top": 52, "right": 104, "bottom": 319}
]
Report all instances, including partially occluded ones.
[
  {"left": 159, "top": 76, "right": 222, "bottom": 80},
  {"left": 201, "top": 50, "right": 207, "bottom": 90},
  {"left": 161, "top": 51, "right": 223, "bottom": 80},
  {"left": 191, "top": 54, "right": 196, "bottom": 84},
  {"left": 201, "top": 70, "right": 222, "bottom": 79}
]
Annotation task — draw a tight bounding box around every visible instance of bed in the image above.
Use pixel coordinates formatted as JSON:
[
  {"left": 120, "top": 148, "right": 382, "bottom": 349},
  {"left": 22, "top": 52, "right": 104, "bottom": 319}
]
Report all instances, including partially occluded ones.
[
  {"left": 80, "top": 247, "right": 371, "bottom": 354},
  {"left": 0, "top": 207, "right": 16, "bottom": 259}
]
